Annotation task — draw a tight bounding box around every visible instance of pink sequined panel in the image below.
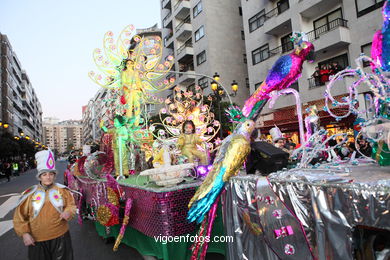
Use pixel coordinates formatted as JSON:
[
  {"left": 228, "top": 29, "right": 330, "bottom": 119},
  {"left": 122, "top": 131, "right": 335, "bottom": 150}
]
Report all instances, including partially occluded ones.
[{"left": 78, "top": 180, "right": 197, "bottom": 237}]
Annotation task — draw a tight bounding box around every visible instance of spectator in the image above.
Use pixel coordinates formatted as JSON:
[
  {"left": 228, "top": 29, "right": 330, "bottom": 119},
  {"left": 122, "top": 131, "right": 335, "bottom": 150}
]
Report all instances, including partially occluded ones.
[
  {"left": 320, "top": 64, "right": 331, "bottom": 85},
  {"left": 3, "top": 161, "right": 12, "bottom": 182},
  {"left": 311, "top": 66, "right": 322, "bottom": 86},
  {"left": 330, "top": 61, "right": 342, "bottom": 75},
  {"left": 356, "top": 138, "right": 372, "bottom": 158}
]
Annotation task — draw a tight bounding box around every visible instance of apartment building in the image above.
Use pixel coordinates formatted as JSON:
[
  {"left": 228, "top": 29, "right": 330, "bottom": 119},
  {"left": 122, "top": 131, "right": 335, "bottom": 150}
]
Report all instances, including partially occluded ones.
[
  {"left": 0, "top": 33, "right": 43, "bottom": 141},
  {"left": 82, "top": 88, "right": 108, "bottom": 145},
  {"left": 43, "top": 118, "right": 82, "bottom": 155},
  {"left": 160, "top": 0, "right": 250, "bottom": 105},
  {"left": 241, "top": 0, "right": 384, "bottom": 139}
]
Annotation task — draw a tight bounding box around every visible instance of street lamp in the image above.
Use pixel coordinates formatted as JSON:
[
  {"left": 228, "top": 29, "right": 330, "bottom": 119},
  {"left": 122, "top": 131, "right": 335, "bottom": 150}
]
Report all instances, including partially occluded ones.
[
  {"left": 213, "top": 72, "right": 220, "bottom": 82},
  {"left": 209, "top": 73, "right": 239, "bottom": 138},
  {"left": 3, "top": 123, "right": 9, "bottom": 129}
]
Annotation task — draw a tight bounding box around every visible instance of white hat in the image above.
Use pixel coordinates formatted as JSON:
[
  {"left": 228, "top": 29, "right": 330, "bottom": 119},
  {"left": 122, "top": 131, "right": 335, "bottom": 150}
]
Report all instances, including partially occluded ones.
[
  {"left": 35, "top": 149, "right": 56, "bottom": 179},
  {"left": 270, "top": 126, "right": 285, "bottom": 143}
]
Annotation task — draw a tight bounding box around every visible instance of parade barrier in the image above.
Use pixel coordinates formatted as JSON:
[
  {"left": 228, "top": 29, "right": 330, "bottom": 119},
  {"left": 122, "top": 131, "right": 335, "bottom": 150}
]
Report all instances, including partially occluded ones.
[{"left": 223, "top": 163, "right": 390, "bottom": 259}]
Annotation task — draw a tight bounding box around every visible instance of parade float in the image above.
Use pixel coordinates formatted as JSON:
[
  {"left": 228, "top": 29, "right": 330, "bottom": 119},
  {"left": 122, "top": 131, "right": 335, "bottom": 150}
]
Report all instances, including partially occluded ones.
[
  {"left": 65, "top": 25, "right": 225, "bottom": 259},
  {"left": 66, "top": 2, "right": 390, "bottom": 257}
]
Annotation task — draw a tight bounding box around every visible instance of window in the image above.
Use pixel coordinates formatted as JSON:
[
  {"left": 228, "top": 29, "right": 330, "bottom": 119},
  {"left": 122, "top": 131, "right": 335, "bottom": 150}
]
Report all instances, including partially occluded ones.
[
  {"left": 198, "top": 77, "right": 208, "bottom": 89},
  {"left": 248, "top": 10, "right": 265, "bottom": 32},
  {"left": 255, "top": 81, "right": 263, "bottom": 90},
  {"left": 277, "top": 0, "right": 289, "bottom": 14},
  {"left": 243, "top": 54, "right": 247, "bottom": 64},
  {"left": 355, "top": 0, "right": 385, "bottom": 17},
  {"left": 239, "top": 7, "right": 242, "bottom": 16},
  {"left": 361, "top": 43, "right": 372, "bottom": 67},
  {"left": 196, "top": 50, "right": 206, "bottom": 65},
  {"left": 252, "top": 44, "right": 269, "bottom": 65},
  {"left": 246, "top": 78, "right": 250, "bottom": 88},
  {"left": 195, "top": 26, "right": 204, "bottom": 42},
  {"left": 281, "top": 33, "right": 293, "bottom": 53},
  {"left": 193, "top": 1, "right": 202, "bottom": 17},
  {"left": 313, "top": 8, "right": 343, "bottom": 38},
  {"left": 241, "top": 30, "right": 245, "bottom": 40}
]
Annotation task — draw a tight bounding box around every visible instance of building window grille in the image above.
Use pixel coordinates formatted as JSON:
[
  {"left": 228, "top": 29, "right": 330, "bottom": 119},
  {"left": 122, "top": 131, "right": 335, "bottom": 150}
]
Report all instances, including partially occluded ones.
[
  {"left": 196, "top": 50, "right": 206, "bottom": 65},
  {"left": 361, "top": 43, "right": 372, "bottom": 67},
  {"left": 198, "top": 77, "right": 208, "bottom": 89},
  {"left": 248, "top": 9, "right": 265, "bottom": 32},
  {"left": 193, "top": 1, "right": 202, "bottom": 17},
  {"left": 195, "top": 26, "right": 204, "bottom": 42},
  {"left": 355, "top": 0, "right": 385, "bottom": 17},
  {"left": 252, "top": 44, "right": 269, "bottom": 65}
]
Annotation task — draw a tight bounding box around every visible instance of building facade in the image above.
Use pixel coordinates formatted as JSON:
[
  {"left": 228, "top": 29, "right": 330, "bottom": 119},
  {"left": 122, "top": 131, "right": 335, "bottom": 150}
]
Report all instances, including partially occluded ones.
[
  {"left": 0, "top": 33, "right": 43, "bottom": 141},
  {"left": 160, "top": 0, "right": 250, "bottom": 105},
  {"left": 82, "top": 88, "right": 111, "bottom": 145},
  {"left": 241, "top": 0, "right": 384, "bottom": 138},
  {"left": 43, "top": 118, "right": 82, "bottom": 155}
]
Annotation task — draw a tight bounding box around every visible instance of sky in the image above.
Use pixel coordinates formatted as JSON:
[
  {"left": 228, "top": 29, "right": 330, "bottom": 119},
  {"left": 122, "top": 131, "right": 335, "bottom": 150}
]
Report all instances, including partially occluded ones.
[{"left": 0, "top": 0, "right": 161, "bottom": 121}]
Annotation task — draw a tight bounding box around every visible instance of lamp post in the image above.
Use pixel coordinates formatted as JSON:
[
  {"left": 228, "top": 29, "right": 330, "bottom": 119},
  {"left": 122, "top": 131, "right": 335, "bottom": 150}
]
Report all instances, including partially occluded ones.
[{"left": 210, "top": 73, "right": 238, "bottom": 138}]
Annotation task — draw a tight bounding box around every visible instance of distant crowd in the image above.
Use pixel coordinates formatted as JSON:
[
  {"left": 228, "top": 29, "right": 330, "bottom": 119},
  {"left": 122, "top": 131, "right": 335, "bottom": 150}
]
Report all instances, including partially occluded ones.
[{"left": 0, "top": 158, "right": 36, "bottom": 182}]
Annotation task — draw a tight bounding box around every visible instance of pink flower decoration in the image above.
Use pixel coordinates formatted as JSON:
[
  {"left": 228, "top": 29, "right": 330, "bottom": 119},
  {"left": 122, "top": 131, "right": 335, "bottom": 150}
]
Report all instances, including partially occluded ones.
[
  {"left": 54, "top": 194, "right": 59, "bottom": 200},
  {"left": 169, "top": 78, "right": 175, "bottom": 83},
  {"left": 36, "top": 196, "right": 41, "bottom": 201},
  {"left": 272, "top": 209, "right": 282, "bottom": 219},
  {"left": 284, "top": 244, "right": 295, "bottom": 255},
  {"left": 164, "top": 61, "right": 170, "bottom": 67}
]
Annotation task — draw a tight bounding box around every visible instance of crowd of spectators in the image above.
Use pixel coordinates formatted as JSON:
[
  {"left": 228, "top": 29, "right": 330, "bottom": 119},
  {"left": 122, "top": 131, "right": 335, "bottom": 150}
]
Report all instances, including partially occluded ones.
[
  {"left": 311, "top": 61, "right": 343, "bottom": 86},
  {"left": 0, "top": 158, "right": 35, "bottom": 182}
]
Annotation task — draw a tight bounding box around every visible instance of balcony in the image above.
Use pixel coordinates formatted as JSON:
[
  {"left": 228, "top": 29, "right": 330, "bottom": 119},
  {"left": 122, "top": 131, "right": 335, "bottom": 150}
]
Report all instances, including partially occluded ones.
[
  {"left": 175, "top": 16, "right": 192, "bottom": 41},
  {"left": 269, "top": 41, "right": 294, "bottom": 56},
  {"left": 300, "top": 0, "right": 341, "bottom": 19},
  {"left": 163, "top": 11, "right": 172, "bottom": 28},
  {"left": 164, "top": 33, "right": 174, "bottom": 48},
  {"left": 264, "top": 0, "right": 291, "bottom": 36},
  {"left": 177, "top": 38, "right": 193, "bottom": 61},
  {"left": 174, "top": 0, "right": 190, "bottom": 20},
  {"left": 176, "top": 71, "right": 196, "bottom": 87},
  {"left": 162, "top": 0, "right": 171, "bottom": 9},
  {"left": 306, "top": 18, "right": 350, "bottom": 53}
]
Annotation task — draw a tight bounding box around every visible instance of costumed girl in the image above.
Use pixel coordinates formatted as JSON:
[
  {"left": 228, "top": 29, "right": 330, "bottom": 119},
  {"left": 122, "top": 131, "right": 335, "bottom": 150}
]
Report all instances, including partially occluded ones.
[
  {"left": 13, "top": 149, "right": 76, "bottom": 260},
  {"left": 121, "top": 58, "right": 144, "bottom": 126},
  {"left": 177, "top": 120, "right": 207, "bottom": 165}
]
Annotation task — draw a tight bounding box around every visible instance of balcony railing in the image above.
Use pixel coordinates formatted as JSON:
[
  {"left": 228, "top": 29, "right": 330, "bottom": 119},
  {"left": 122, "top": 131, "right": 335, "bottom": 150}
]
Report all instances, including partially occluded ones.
[
  {"left": 269, "top": 41, "right": 294, "bottom": 56},
  {"left": 306, "top": 18, "right": 348, "bottom": 42},
  {"left": 174, "top": 0, "right": 189, "bottom": 10},
  {"left": 264, "top": 0, "right": 289, "bottom": 21},
  {"left": 162, "top": 0, "right": 170, "bottom": 8},
  {"left": 178, "top": 64, "right": 195, "bottom": 77},
  {"left": 177, "top": 38, "right": 193, "bottom": 54},
  {"left": 175, "top": 15, "right": 191, "bottom": 32},
  {"left": 162, "top": 11, "right": 172, "bottom": 27},
  {"left": 164, "top": 33, "right": 173, "bottom": 47}
]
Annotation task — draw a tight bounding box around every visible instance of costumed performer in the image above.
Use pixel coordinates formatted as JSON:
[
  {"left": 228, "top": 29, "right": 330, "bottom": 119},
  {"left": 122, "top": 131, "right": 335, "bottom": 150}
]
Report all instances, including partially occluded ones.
[
  {"left": 121, "top": 59, "right": 145, "bottom": 126},
  {"left": 101, "top": 115, "right": 130, "bottom": 177},
  {"left": 13, "top": 149, "right": 76, "bottom": 260},
  {"left": 177, "top": 120, "right": 207, "bottom": 165}
]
